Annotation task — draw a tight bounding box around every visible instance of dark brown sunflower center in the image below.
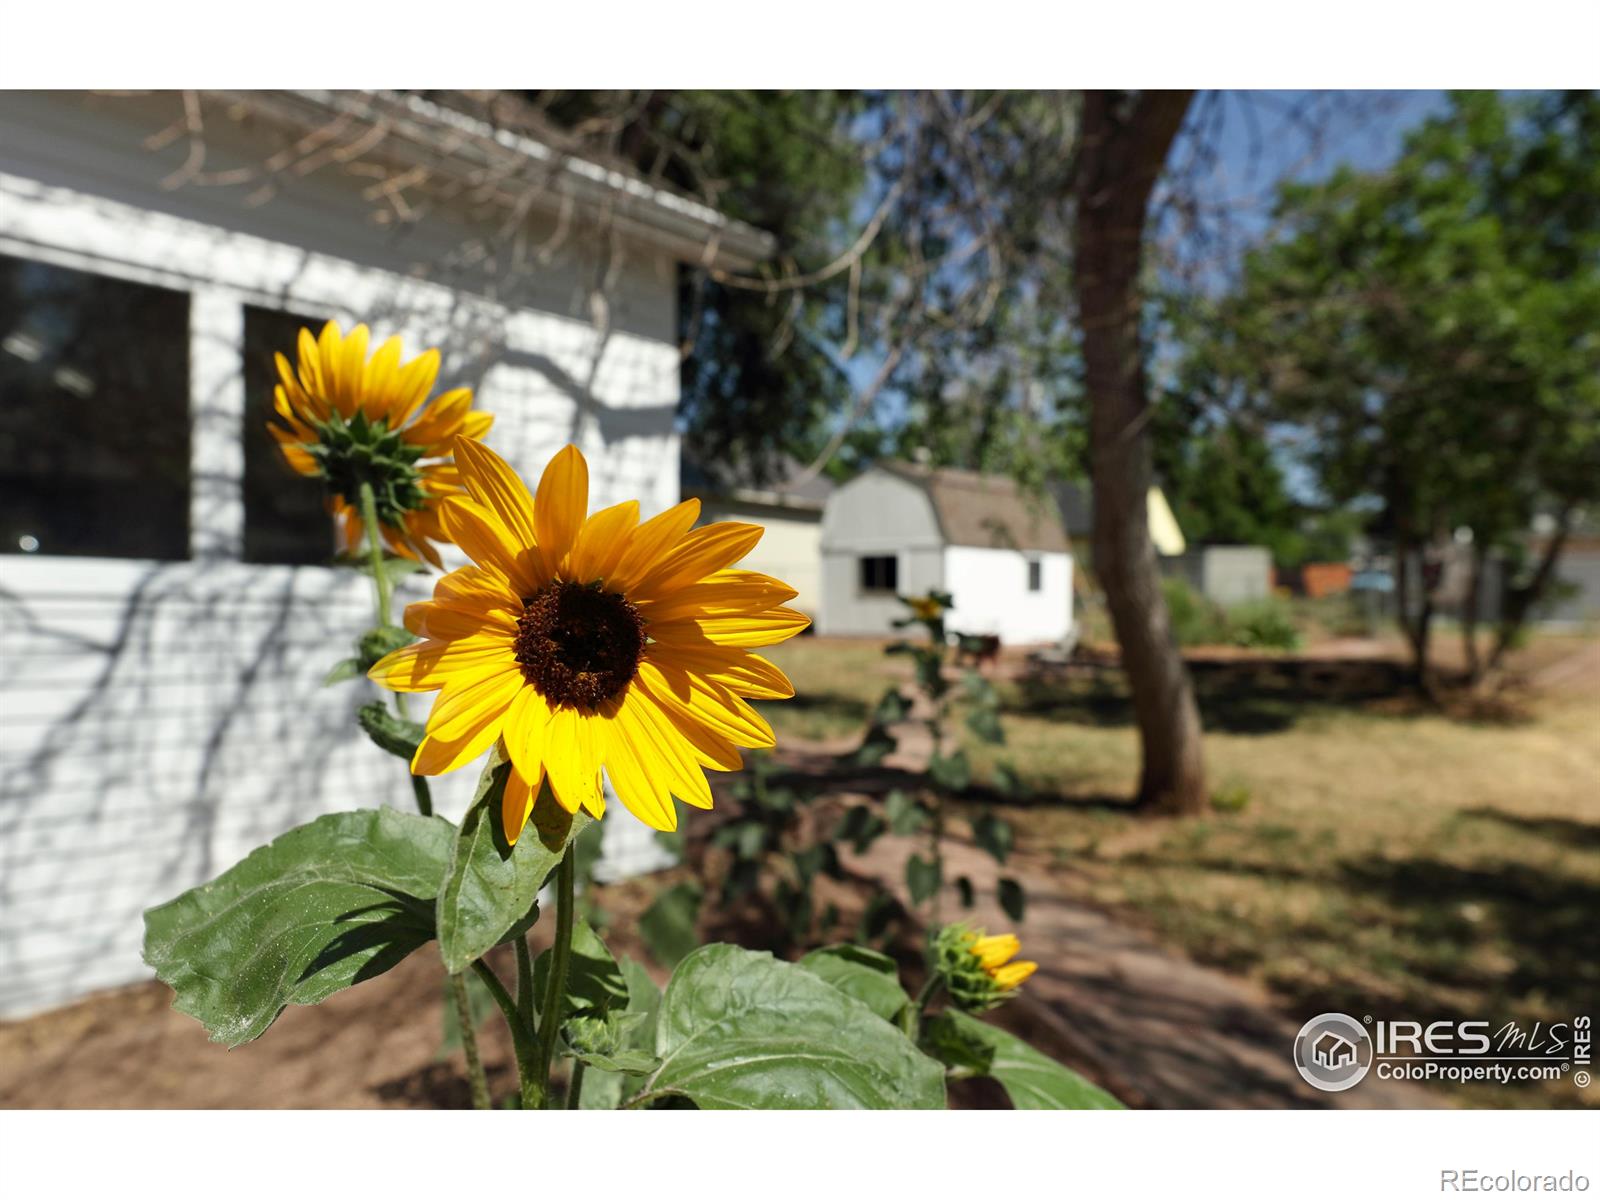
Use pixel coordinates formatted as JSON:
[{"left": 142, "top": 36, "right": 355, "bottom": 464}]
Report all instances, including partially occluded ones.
[{"left": 514, "top": 581, "right": 645, "bottom": 709}]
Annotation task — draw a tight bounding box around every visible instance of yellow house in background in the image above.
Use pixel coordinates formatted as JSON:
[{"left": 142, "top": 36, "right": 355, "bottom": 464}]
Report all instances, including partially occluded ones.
[
  {"left": 1147, "top": 485, "right": 1188, "bottom": 557},
  {"left": 1051, "top": 480, "right": 1187, "bottom": 558},
  {"left": 682, "top": 456, "right": 833, "bottom": 620}
]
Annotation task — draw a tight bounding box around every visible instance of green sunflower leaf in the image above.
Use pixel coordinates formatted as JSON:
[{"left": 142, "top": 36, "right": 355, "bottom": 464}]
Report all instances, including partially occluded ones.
[
  {"left": 533, "top": 917, "right": 628, "bottom": 1018},
  {"left": 907, "top": 853, "right": 942, "bottom": 905},
  {"left": 578, "top": 958, "right": 664, "bottom": 1109},
  {"left": 644, "top": 945, "right": 945, "bottom": 1109},
  {"left": 357, "top": 624, "right": 416, "bottom": 670},
  {"left": 357, "top": 702, "right": 424, "bottom": 762},
  {"left": 142, "top": 807, "right": 454, "bottom": 1048},
  {"left": 797, "top": 944, "right": 911, "bottom": 1023},
  {"left": 998, "top": 876, "right": 1027, "bottom": 923},
  {"left": 436, "top": 746, "right": 591, "bottom": 974},
  {"left": 937, "top": 1011, "right": 1123, "bottom": 1109},
  {"left": 971, "top": 813, "right": 1014, "bottom": 865},
  {"left": 322, "top": 657, "right": 363, "bottom": 687}
]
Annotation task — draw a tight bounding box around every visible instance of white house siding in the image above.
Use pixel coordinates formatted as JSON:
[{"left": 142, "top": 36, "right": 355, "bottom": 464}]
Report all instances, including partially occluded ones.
[
  {"left": 0, "top": 93, "right": 698, "bottom": 1017},
  {"left": 696, "top": 501, "right": 823, "bottom": 619},
  {"left": 817, "top": 471, "right": 943, "bottom": 636},
  {"left": 942, "top": 546, "right": 1074, "bottom": 645}
]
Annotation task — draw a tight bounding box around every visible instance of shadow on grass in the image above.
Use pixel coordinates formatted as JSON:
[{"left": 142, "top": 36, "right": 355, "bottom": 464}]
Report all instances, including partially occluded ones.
[
  {"left": 758, "top": 691, "right": 870, "bottom": 737},
  {"left": 1107, "top": 835, "right": 1599, "bottom": 1029},
  {"left": 1009, "top": 675, "right": 1309, "bottom": 735},
  {"left": 1008, "top": 655, "right": 1419, "bottom": 735},
  {"left": 1335, "top": 855, "right": 1600, "bottom": 1022},
  {"left": 1460, "top": 808, "right": 1600, "bottom": 852}
]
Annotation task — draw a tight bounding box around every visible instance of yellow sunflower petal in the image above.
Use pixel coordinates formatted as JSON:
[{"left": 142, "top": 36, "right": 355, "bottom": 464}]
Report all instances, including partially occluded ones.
[
  {"left": 404, "top": 388, "right": 474, "bottom": 448},
  {"left": 609, "top": 498, "right": 701, "bottom": 592},
  {"left": 534, "top": 444, "right": 588, "bottom": 572},
  {"left": 568, "top": 500, "right": 640, "bottom": 585},
  {"left": 500, "top": 756, "right": 543, "bottom": 845},
  {"left": 453, "top": 438, "right": 542, "bottom": 552},
  {"left": 412, "top": 669, "right": 521, "bottom": 775},
  {"left": 298, "top": 325, "right": 328, "bottom": 401},
  {"left": 391, "top": 347, "right": 441, "bottom": 428},
  {"left": 542, "top": 704, "right": 602, "bottom": 816},
  {"left": 616, "top": 687, "right": 714, "bottom": 810},
  {"left": 644, "top": 644, "right": 795, "bottom": 700},
  {"left": 369, "top": 636, "right": 516, "bottom": 692},
  {"left": 630, "top": 672, "right": 746, "bottom": 772},
  {"left": 991, "top": 961, "right": 1037, "bottom": 990},
  {"left": 634, "top": 660, "right": 775, "bottom": 749},
  {"left": 648, "top": 606, "right": 812, "bottom": 649},
  {"left": 629, "top": 522, "right": 764, "bottom": 600},
  {"left": 501, "top": 683, "right": 551, "bottom": 787},
  {"left": 598, "top": 694, "right": 678, "bottom": 831},
  {"left": 972, "top": 933, "right": 1021, "bottom": 970},
  {"left": 363, "top": 335, "right": 404, "bottom": 422},
  {"left": 633, "top": 571, "right": 799, "bottom": 624},
  {"left": 438, "top": 495, "right": 543, "bottom": 598},
  {"left": 434, "top": 564, "right": 522, "bottom": 612},
  {"left": 402, "top": 599, "right": 517, "bottom": 640}
]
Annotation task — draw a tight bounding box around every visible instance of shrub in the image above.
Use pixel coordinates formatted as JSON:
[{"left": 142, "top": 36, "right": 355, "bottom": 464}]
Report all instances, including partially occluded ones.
[
  {"left": 1227, "top": 598, "right": 1303, "bottom": 651},
  {"left": 1162, "top": 578, "right": 1230, "bottom": 647}
]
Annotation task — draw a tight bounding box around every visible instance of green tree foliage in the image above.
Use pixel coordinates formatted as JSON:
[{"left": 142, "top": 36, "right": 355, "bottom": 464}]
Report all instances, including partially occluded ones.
[
  {"left": 1176, "top": 90, "right": 1600, "bottom": 678},
  {"left": 536, "top": 90, "right": 865, "bottom": 485}
]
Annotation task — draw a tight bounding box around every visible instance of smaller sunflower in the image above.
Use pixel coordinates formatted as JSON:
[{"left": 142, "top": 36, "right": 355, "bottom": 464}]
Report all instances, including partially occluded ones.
[
  {"left": 269, "top": 320, "right": 492, "bottom": 566},
  {"left": 933, "top": 924, "right": 1038, "bottom": 1011}
]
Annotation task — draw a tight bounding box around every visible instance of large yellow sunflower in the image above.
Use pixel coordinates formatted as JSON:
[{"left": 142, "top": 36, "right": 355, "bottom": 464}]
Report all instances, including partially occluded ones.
[
  {"left": 369, "top": 439, "right": 810, "bottom": 840},
  {"left": 269, "top": 320, "right": 492, "bottom": 566}
]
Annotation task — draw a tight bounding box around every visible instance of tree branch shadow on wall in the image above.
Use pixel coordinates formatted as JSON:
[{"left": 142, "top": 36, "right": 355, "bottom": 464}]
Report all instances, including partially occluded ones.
[{"left": 0, "top": 561, "right": 395, "bottom": 1016}]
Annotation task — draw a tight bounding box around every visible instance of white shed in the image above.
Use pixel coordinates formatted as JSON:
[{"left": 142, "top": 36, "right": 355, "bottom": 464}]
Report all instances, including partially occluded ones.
[
  {"left": 0, "top": 90, "right": 771, "bottom": 1018},
  {"left": 818, "top": 463, "right": 1074, "bottom": 644}
]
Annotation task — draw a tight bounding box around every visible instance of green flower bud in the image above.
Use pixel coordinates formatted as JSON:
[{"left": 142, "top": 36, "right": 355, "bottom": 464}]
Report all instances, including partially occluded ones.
[{"left": 932, "top": 922, "right": 1038, "bottom": 1013}]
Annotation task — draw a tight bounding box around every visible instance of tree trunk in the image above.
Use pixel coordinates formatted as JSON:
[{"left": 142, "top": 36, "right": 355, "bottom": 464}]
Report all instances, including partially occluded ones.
[
  {"left": 1462, "top": 540, "right": 1485, "bottom": 683},
  {"left": 1075, "top": 90, "right": 1205, "bottom": 815},
  {"left": 1488, "top": 502, "right": 1575, "bottom": 673},
  {"left": 1394, "top": 539, "right": 1438, "bottom": 694}
]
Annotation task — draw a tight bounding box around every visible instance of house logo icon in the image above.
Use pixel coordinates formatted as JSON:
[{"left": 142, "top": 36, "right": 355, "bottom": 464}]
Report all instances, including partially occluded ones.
[{"left": 1294, "top": 1013, "right": 1373, "bottom": 1092}]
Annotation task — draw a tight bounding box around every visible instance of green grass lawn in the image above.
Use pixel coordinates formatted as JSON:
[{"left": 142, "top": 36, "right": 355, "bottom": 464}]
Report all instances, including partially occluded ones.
[{"left": 762, "top": 633, "right": 1600, "bottom": 1108}]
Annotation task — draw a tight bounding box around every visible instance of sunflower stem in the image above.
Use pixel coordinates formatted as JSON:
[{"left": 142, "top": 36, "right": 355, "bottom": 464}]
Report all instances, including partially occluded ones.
[
  {"left": 534, "top": 846, "right": 578, "bottom": 1108},
  {"left": 471, "top": 959, "right": 540, "bottom": 1109},
  {"left": 410, "top": 772, "right": 434, "bottom": 817},
  {"left": 515, "top": 934, "right": 536, "bottom": 1033},
  {"left": 902, "top": 972, "right": 942, "bottom": 1041},
  {"left": 357, "top": 479, "right": 392, "bottom": 628},
  {"left": 448, "top": 972, "right": 492, "bottom": 1110},
  {"left": 359, "top": 480, "right": 477, "bottom": 1103},
  {"left": 566, "top": 1060, "right": 587, "bottom": 1109}
]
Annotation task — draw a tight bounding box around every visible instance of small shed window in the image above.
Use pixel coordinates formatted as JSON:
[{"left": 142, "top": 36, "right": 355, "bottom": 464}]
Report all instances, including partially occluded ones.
[
  {"left": 0, "top": 254, "right": 191, "bottom": 559},
  {"left": 1026, "top": 556, "right": 1043, "bottom": 593},
  {"left": 859, "top": 555, "right": 898, "bottom": 594},
  {"left": 242, "top": 306, "right": 338, "bottom": 565}
]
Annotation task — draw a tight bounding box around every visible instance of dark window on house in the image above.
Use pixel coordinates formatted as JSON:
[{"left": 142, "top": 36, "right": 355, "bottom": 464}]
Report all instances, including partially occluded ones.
[
  {"left": 0, "top": 254, "right": 190, "bottom": 559},
  {"left": 242, "top": 305, "right": 337, "bottom": 565},
  {"left": 859, "top": 554, "right": 898, "bottom": 593},
  {"left": 1027, "top": 556, "right": 1043, "bottom": 592}
]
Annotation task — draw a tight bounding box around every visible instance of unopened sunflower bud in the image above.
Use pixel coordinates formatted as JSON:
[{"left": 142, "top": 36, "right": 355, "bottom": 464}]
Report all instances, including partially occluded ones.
[{"left": 932, "top": 922, "right": 1038, "bottom": 1012}]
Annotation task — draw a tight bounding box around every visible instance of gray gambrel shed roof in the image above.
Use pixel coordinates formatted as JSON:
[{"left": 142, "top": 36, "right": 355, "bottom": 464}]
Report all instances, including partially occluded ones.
[{"left": 878, "top": 463, "right": 1071, "bottom": 554}]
